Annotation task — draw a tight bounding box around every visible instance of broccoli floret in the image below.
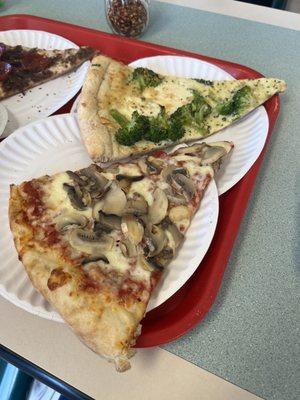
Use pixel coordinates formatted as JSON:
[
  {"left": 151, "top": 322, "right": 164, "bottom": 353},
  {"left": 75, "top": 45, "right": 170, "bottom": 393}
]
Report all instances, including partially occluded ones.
[
  {"left": 110, "top": 109, "right": 149, "bottom": 146},
  {"left": 144, "top": 106, "right": 184, "bottom": 143},
  {"left": 233, "top": 85, "right": 252, "bottom": 111},
  {"left": 217, "top": 86, "right": 252, "bottom": 116},
  {"left": 194, "top": 103, "right": 211, "bottom": 126},
  {"left": 144, "top": 107, "right": 169, "bottom": 143},
  {"left": 217, "top": 101, "right": 235, "bottom": 116},
  {"left": 169, "top": 91, "right": 211, "bottom": 132},
  {"left": 190, "top": 91, "right": 212, "bottom": 127},
  {"left": 168, "top": 118, "right": 185, "bottom": 141},
  {"left": 169, "top": 103, "right": 193, "bottom": 127},
  {"left": 110, "top": 91, "right": 210, "bottom": 147},
  {"left": 114, "top": 129, "right": 134, "bottom": 146},
  {"left": 110, "top": 109, "right": 129, "bottom": 127},
  {"left": 131, "top": 67, "right": 163, "bottom": 91}
]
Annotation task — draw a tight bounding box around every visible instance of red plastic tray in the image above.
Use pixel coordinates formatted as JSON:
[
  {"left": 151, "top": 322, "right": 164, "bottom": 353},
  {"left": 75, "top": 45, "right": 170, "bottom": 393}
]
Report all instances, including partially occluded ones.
[{"left": 0, "top": 15, "right": 280, "bottom": 348}]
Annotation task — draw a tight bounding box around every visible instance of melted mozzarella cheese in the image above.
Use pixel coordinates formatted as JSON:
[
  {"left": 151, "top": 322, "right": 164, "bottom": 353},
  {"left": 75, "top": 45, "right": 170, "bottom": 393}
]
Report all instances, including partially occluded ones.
[
  {"left": 184, "top": 163, "right": 214, "bottom": 180},
  {"left": 105, "top": 243, "right": 151, "bottom": 283},
  {"left": 131, "top": 262, "right": 151, "bottom": 282},
  {"left": 117, "top": 95, "right": 160, "bottom": 120},
  {"left": 172, "top": 154, "right": 201, "bottom": 163},
  {"left": 156, "top": 180, "right": 170, "bottom": 191},
  {"left": 129, "top": 177, "right": 154, "bottom": 206},
  {"left": 44, "top": 172, "right": 93, "bottom": 219},
  {"left": 143, "top": 79, "right": 195, "bottom": 114},
  {"left": 105, "top": 244, "right": 131, "bottom": 273},
  {"left": 118, "top": 163, "right": 142, "bottom": 176},
  {"left": 165, "top": 229, "right": 175, "bottom": 251}
]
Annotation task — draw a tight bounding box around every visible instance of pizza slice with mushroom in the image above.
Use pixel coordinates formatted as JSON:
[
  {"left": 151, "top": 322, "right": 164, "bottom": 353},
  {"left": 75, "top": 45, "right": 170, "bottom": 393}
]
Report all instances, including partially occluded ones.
[
  {"left": 9, "top": 141, "right": 233, "bottom": 372},
  {"left": 78, "top": 54, "right": 286, "bottom": 163},
  {"left": 0, "top": 42, "right": 94, "bottom": 100}
]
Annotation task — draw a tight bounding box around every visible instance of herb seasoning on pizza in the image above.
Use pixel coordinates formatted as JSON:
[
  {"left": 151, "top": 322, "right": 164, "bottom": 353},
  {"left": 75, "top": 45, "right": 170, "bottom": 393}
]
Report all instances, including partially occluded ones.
[
  {"left": 0, "top": 42, "right": 94, "bottom": 100},
  {"left": 9, "top": 141, "right": 233, "bottom": 371},
  {"left": 78, "top": 54, "right": 285, "bottom": 163}
]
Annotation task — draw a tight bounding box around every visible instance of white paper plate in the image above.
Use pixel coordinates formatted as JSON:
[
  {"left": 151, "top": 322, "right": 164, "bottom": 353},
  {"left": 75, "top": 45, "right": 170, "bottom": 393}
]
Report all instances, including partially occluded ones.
[
  {"left": 129, "top": 56, "right": 269, "bottom": 195},
  {"left": 0, "top": 113, "right": 218, "bottom": 321},
  {"left": 0, "top": 29, "right": 90, "bottom": 138}
]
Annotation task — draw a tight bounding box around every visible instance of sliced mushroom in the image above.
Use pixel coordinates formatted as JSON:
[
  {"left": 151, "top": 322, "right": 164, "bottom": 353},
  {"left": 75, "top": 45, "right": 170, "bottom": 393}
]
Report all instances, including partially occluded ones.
[
  {"left": 125, "top": 194, "right": 148, "bottom": 216},
  {"left": 104, "top": 165, "right": 119, "bottom": 174},
  {"left": 201, "top": 145, "right": 227, "bottom": 165},
  {"left": 93, "top": 210, "right": 121, "bottom": 231},
  {"left": 164, "top": 187, "right": 186, "bottom": 205},
  {"left": 79, "top": 166, "right": 111, "bottom": 199},
  {"left": 116, "top": 178, "right": 131, "bottom": 193},
  {"left": 116, "top": 174, "right": 144, "bottom": 182},
  {"left": 54, "top": 212, "right": 88, "bottom": 232},
  {"left": 116, "top": 174, "right": 144, "bottom": 193},
  {"left": 82, "top": 189, "right": 92, "bottom": 207},
  {"left": 69, "top": 228, "right": 114, "bottom": 254},
  {"left": 147, "top": 156, "right": 165, "bottom": 171},
  {"left": 174, "top": 143, "right": 206, "bottom": 157},
  {"left": 63, "top": 183, "right": 87, "bottom": 210},
  {"left": 66, "top": 170, "right": 86, "bottom": 186},
  {"left": 98, "top": 211, "right": 121, "bottom": 231},
  {"left": 92, "top": 200, "right": 104, "bottom": 220},
  {"left": 151, "top": 247, "right": 174, "bottom": 268},
  {"left": 167, "top": 223, "right": 184, "bottom": 249},
  {"left": 171, "top": 173, "right": 195, "bottom": 201},
  {"left": 161, "top": 165, "right": 188, "bottom": 182},
  {"left": 120, "top": 238, "right": 137, "bottom": 258},
  {"left": 139, "top": 255, "right": 164, "bottom": 272},
  {"left": 82, "top": 255, "right": 109, "bottom": 265},
  {"left": 148, "top": 188, "right": 168, "bottom": 225},
  {"left": 137, "top": 159, "right": 149, "bottom": 175},
  {"left": 91, "top": 177, "right": 111, "bottom": 199},
  {"left": 82, "top": 256, "right": 110, "bottom": 274},
  {"left": 160, "top": 217, "right": 184, "bottom": 249},
  {"left": 101, "top": 183, "right": 127, "bottom": 216},
  {"left": 149, "top": 158, "right": 165, "bottom": 173},
  {"left": 93, "top": 220, "right": 112, "bottom": 235},
  {"left": 121, "top": 215, "right": 144, "bottom": 245},
  {"left": 169, "top": 205, "right": 191, "bottom": 232},
  {"left": 144, "top": 225, "right": 167, "bottom": 257},
  {"left": 78, "top": 165, "right": 99, "bottom": 182}
]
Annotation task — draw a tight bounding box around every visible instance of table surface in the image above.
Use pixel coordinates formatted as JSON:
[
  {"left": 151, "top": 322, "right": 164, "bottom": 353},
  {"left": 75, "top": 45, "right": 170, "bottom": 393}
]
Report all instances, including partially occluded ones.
[{"left": 0, "top": 1, "right": 299, "bottom": 400}]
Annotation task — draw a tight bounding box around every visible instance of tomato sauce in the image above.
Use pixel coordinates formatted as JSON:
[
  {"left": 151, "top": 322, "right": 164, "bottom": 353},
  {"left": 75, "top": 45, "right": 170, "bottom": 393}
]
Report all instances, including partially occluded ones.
[{"left": 22, "top": 181, "right": 45, "bottom": 218}]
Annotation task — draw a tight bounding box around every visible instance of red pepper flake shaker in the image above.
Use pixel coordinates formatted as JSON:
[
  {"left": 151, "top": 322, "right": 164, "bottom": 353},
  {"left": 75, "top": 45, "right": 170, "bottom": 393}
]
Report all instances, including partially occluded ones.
[{"left": 105, "top": 0, "right": 150, "bottom": 38}]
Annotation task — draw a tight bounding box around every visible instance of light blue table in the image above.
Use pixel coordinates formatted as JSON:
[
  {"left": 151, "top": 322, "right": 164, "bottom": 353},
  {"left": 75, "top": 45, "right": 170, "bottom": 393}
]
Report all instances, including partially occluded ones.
[{"left": 0, "top": 1, "right": 299, "bottom": 400}]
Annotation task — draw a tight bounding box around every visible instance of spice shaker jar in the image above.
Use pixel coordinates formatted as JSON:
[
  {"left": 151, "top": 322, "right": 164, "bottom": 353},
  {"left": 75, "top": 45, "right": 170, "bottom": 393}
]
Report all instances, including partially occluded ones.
[{"left": 105, "top": 0, "right": 150, "bottom": 38}]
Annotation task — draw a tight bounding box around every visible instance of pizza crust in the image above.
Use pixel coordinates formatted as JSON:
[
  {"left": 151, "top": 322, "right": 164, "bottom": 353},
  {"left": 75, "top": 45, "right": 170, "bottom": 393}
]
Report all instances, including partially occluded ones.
[
  {"left": 9, "top": 184, "right": 145, "bottom": 372},
  {"left": 78, "top": 55, "right": 115, "bottom": 162}
]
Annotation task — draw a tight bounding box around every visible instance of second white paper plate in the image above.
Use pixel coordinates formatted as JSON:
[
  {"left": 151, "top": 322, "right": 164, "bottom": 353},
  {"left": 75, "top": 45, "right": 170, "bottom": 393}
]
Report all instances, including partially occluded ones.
[{"left": 0, "top": 29, "right": 90, "bottom": 137}]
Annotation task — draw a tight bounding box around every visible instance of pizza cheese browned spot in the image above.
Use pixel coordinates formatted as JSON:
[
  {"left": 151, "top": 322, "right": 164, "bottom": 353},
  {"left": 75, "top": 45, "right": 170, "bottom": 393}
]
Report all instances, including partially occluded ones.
[
  {"left": 0, "top": 42, "right": 94, "bottom": 100},
  {"left": 9, "top": 141, "right": 233, "bottom": 371}
]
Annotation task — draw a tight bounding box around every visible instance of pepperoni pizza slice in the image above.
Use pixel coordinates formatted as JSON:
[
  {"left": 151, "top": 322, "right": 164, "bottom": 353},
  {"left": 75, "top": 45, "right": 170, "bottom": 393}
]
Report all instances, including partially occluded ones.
[{"left": 9, "top": 141, "right": 233, "bottom": 371}]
